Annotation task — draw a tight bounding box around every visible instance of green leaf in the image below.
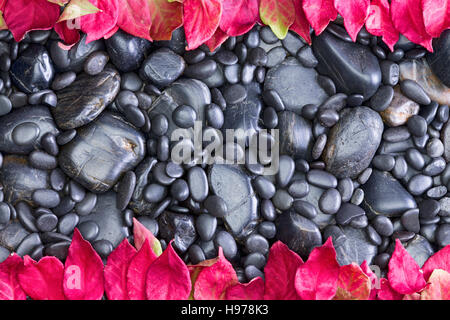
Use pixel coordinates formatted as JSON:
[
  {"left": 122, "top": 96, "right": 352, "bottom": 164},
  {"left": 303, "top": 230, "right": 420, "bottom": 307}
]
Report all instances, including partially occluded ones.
[{"left": 259, "top": 0, "right": 295, "bottom": 39}]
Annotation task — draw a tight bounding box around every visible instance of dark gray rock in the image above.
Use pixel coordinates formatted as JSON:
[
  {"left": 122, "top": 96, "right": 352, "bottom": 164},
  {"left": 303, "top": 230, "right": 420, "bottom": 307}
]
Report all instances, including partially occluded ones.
[
  {"left": 404, "top": 235, "right": 434, "bottom": 267},
  {"left": 158, "top": 211, "right": 196, "bottom": 253},
  {"left": 140, "top": 48, "right": 185, "bottom": 87},
  {"left": 427, "top": 30, "right": 450, "bottom": 87},
  {"left": 278, "top": 111, "right": 314, "bottom": 160},
  {"left": 334, "top": 226, "right": 378, "bottom": 265},
  {"left": 0, "top": 221, "right": 29, "bottom": 251}
]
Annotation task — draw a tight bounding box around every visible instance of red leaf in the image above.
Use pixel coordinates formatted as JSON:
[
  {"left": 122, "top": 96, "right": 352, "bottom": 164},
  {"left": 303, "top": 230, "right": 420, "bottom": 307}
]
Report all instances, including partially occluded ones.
[
  {"left": 360, "top": 261, "right": 378, "bottom": 300},
  {"left": 290, "top": 0, "right": 312, "bottom": 44},
  {"left": 104, "top": 239, "right": 137, "bottom": 300},
  {"left": 391, "top": 0, "right": 433, "bottom": 52},
  {"left": 184, "top": 0, "right": 222, "bottom": 50},
  {"left": 117, "top": 0, "right": 152, "bottom": 40},
  {"left": 334, "top": 263, "right": 371, "bottom": 300},
  {"left": 3, "top": 0, "right": 60, "bottom": 41},
  {"left": 18, "top": 256, "right": 65, "bottom": 300},
  {"left": 403, "top": 292, "right": 421, "bottom": 300},
  {"left": 365, "top": 0, "right": 399, "bottom": 51},
  {"left": 205, "top": 28, "right": 229, "bottom": 52},
  {"left": 147, "top": 0, "right": 183, "bottom": 40},
  {"left": 259, "top": 0, "right": 296, "bottom": 39},
  {"left": 127, "top": 239, "right": 157, "bottom": 300},
  {"left": 422, "top": 245, "right": 450, "bottom": 281},
  {"left": 334, "top": 0, "right": 370, "bottom": 42},
  {"left": 133, "top": 217, "right": 162, "bottom": 255},
  {"left": 194, "top": 247, "right": 238, "bottom": 300},
  {"left": 420, "top": 269, "right": 450, "bottom": 300},
  {"left": 303, "top": 0, "right": 338, "bottom": 36},
  {"left": 54, "top": 22, "right": 81, "bottom": 48},
  {"left": 0, "top": 254, "right": 26, "bottom": 300},
  {"left": 146, "top": 242, "right": 191, "bottom": 300},
  {"left": 294, "top": 238, "right": 340, "bottom": 300},
  {"left": 422, "top": 0, "right": 450, "bottom": 38},
  {"left": 377, "top": 278, "right": 403, "bottom": 300},
  {"left": 79, "top": 0, "right": 120, "bottom": 43},
  {"left": 388, "top": 239, "right": 426, "bottom": 295},
  {"left": 225, "top": 277, "right": 264, "bottom": 300},
  {"left": 63, "top": 229, "right": 104, "bottom": 300},
  {"left": 263, "top": 241, "right": 303, "bottom": 300},
  {"left": 220, "top": 0, "right": 259, "bottom": 37},
  {"left": 187, "top": 257, "right": 219, "bottom": 299}
]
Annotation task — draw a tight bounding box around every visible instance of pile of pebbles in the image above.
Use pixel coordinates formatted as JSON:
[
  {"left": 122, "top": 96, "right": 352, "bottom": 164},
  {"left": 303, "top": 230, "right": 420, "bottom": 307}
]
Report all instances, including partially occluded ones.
[{"left": 0, "top": 23, "right": 449, "bottom": 283}]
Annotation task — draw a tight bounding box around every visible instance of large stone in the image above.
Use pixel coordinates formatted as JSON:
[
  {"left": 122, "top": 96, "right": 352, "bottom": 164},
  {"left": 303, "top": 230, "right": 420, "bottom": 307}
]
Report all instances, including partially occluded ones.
[
  {"left": 209, "top": 164, "right": 258, "bottom": 239},
  {"left": 158, "top": 212, "right": 196, "bottom": 253},
  {"left": 264, "top": 57, "right": 328, "bottom": 113},
  {"left": 334, "top": 226, "right": 378, "bottom": 265},
  {"left": 313, "top": 31, "right": 381, "bottom": 100},
  {"left": 278, "top": 111, "right": 314, "bottom": 160},
  {"left": 52, "top": 67, "right": 121, "bottom": 130},
  {"left": 380, "top": 86, "right": 420, "bottom": 127},
  {"left": 0, "top": 155, "right": 50, "bottom": 206},
  {"left": 59, "top": 112, "right": 146, "bottom": 193},
  {"left": 10, "top": 45, "right": 55, "bottom": 93},
  {"left": 361, "top": 170, "right": 417, "bottom": 218},
  {"left": 427, "top": 30, "right": 450, "bottom": 87},
  {"left": 404, "top": 235, "right": 434, "bottom": 268},
  {"left": 139, "top": 48, "right": 185, "bottom": 87},
  {"left": 0, "top": 221, "right": 30, "bottom": 251},
  {"left": 323, "top": 107, "right": 383, "bottom": 179},
  {"left": 0, "top": 106, "right": 59, "bottom": 154},
  {"left": 400, "top": 59, "right": 450, "bottom": 106},
  {"left": 105, "top": 29, "right": 151, "bottom": 72}
]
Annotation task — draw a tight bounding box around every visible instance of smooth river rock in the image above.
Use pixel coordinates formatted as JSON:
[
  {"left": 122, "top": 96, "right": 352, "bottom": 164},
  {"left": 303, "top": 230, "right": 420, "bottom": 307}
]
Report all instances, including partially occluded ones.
[
  {"left": 334, "top": 226, "right": 378, "bottom": 265},
  {"left": 427, "top": 30, "right": 450, "bottom": 87},
  {"left": 323, "top": 107, "right": 383, "bottom": 179},
  {"left": 380, "top": 86, "right": 420, "bottom": 127},
  {"left": 278, "top": 111, "right": 314, "bottom": 160}
]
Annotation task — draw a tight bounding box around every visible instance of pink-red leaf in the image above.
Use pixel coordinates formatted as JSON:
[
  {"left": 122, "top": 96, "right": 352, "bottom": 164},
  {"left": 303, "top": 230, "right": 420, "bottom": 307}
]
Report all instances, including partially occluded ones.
[
  {"left": 420, "top": 269, "right": 450, "bottom": 300},
  {"left": 259, "top": 0, "right": 296, "bottom": 39},
  {"left": 184, "top": 0, "right": 222, "bottom": 50},
  {"left": 295, "top": 238, "right": 340, "bottom": 300},
  {"left": 133, "top": 217, "right": 162, "bottom": 255},
  {"left": 334, "top": 263, "right": 371, "bottom": 300},
  {"left": 147, "top": 0, "right": 183, "bottom": 40},
  {"left": 225, "top": 277, "right": 264, "bottom": 300},
  {"left": 187, "top": 257, "right": 219, "bottom": 299},
  {"left": 360, "top": 260, "right": 378, "bottom": 300},
  {"left": 388, "top": 239, "right": 426, "bottom": 295},
  {"left": 264, "top": 241, "right": 303, "bottom": 300},
  {"left": 377, "top": 278, "right": 403, "bottom": 300},
  {"left": 127, "top": 239, "right": 157, "bottom": 300},
  {"left": 422, "top": 0, "right": 450, "bottom": 38},
  {"left": 63, "top": 229, "right": 104, "bottom": 300},
  {"left": 0, "top": 254, "right": 26, "bottom": 300},
  {"left": 3, "top": 0, "right": 60, "bottom": 41},
  {"left": 422, "top": 245, "right": 450, "bottom": 281},
  {"left": 205, "top": 28, "right": 229, "bottom": 52},
  {"left": 365, "top": 0, "right": 399, "bottom": 51},
  {"left": 334, "top": 0, "right": 370, "bottom": 42},
  {"left": 54, "top": 22, "right": 81, "bottom": 48},
  {"left": 194, "top": 247, "right": 238, "bottom": 300},
  {"left": 104, "top": 239, "right": 137, "bottom": 300},
  {"left": 18, "top": 256, "right": 65, "bottom": 300},
  {"left": 303, "top": 0, "right": 338, "bottom": 36},
  {"left": 117, "top": 0, "right": 152, "bottom": 40},
  {"left": 290, "top": 0, "right": 312, "bottom": 44},
  {"left": 391, "top": 0, "right": 433, "bottom": 52},
  {"left": 79, "top": 0, "right": 120, "bottom": 43},
  {"left": 220, "top": 0, "right": 259, "bottom": 37},
  {"left": 146, "top": 242, "right": 191, "bottom": 300}
]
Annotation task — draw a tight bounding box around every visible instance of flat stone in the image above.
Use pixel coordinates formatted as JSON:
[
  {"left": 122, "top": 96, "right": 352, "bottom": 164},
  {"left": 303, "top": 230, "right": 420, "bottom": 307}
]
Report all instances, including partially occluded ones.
[
  {"left": 0, "top": 221, "right": 29, "bottom": 251},
  {"left": 380, "top": 86, "right": 420, "bottom": 127},
  {"left": 427, "top": 30, "right": 450, "bottom": 87},
  {"left": 52, "top": 67, "right": 121, "bottom": 130},
  {"left": 139, "top": 48, "right": 185, "bottom": 87},
  {"left": 59, "top": 112, "right": 146, "bottom": 193},
  {"left": 323, "top": 107, "right": 383, "bottom": 179},
  {"left": 278, "top": 111, "right": 314, "bottom": 160},
  {"left": 404, "top": 235, "right": 434, "bottom": 267},
  {"left": 334, "top": 226, "right": 378, "bottom": 265},
  {"left": 264, "top": 57, "right": 328, "bottom": 113}
]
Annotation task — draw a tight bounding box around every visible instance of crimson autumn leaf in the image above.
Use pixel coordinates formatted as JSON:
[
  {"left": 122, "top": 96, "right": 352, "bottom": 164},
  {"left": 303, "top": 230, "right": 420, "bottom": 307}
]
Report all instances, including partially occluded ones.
[
  {"left": 63, "top": 229, "right": 104, "bottom": 300},
  {"left": 104, "top": 238, "right": 137, "bottom": 300},
  {"left": 133, "top": 217, "right": 162, "bottom": 255},
  {"left": 360, "top": 260, "right": 378, "bottom": 300},
  {"left": 54, "top": 22, "right": 81, "bottom": 48},
  {"left": 205, "top": 28, "right": 229, "bottom": 52},
  {"left": 334, "top": 0, "right": 370, "bottom": 42},
  {"left": 48, "top": 0, "right": 70, "bottom": 5},
  {"left": 225, "top": 277, "right": 264, "bottom": 300},
  {"left": 388, "top": 239, "right": 426, "bottom": 295},
  {"left": 0, "top": 0, "right": 6, "bottom": 30},
  {"left": 127, "top": 239, "right": 157, "bottom": 300},
  {"left": 220, "top": 0, "right": 259, "bottom": 37},
  {"left": 187, "top": 257, "right": 219, "bottom": 299},
  {"left": 194, "top": 247, "right": 238, "bottom": 300},
  {"left": 117, "top": 0, "right": 152, "bottom": 40},
  {"left": 390, "top": 0, "right": 433, "bottom": 52},
  {"left": 422, "top": 245, "right": 450, "bottom": 281},
  {"left": 79, "top": 0, "right": 120, "bottom": 43},
  {"left": 422, "top": 0, "right": 450, "bottom": 38},
  {"left": 334, "top": 263, "right": 371, "bottom": 300},
  {"left": 420, "top": 269, "right": 450, "bottom": 300},
  {"left": 0, "top": 254, "right": 26, "bottom": 300},
  {"left": 146, "top": 241, "right": 191, "bottom": 300},
  {"left": 3, "top": 0, "right": 60, "bottom": 41},
  {"left": 365, "top": 0, "right": 399, "bottom": 51},
  {"left": 403, "top": 292, "right": 421, "bottom": 300},
  {"left": 259, "top": 0, "right": 296, "bottom": 39},
  {"left": 377, "top": 278, "right": 403, "bottom": 300},
  {"left": 263, "top": 241, "right": 303, "bottom": 300},
  {"left": 294, "top": 238, "right": 340, "bottom": 300},
  {"left": 147, "top": 0, "right": 183, "bottom": 40},
  {"left": 290, "top": 0, "right": 312, "bottom": 45},
  {"left": 18, "top": 256, "right": 65, "bottom": 300},
  {"left": 184, "top": 0, "right": 222, "bottom": 50},
  {"left": 302, "top": 0, "right": 337, "bottom": 36}
]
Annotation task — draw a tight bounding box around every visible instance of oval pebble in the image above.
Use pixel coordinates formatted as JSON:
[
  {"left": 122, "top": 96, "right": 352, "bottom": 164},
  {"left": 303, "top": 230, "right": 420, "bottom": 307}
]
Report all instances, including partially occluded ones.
[{"left": 11, "top": 122, "right": 40, "bottom": 146}]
